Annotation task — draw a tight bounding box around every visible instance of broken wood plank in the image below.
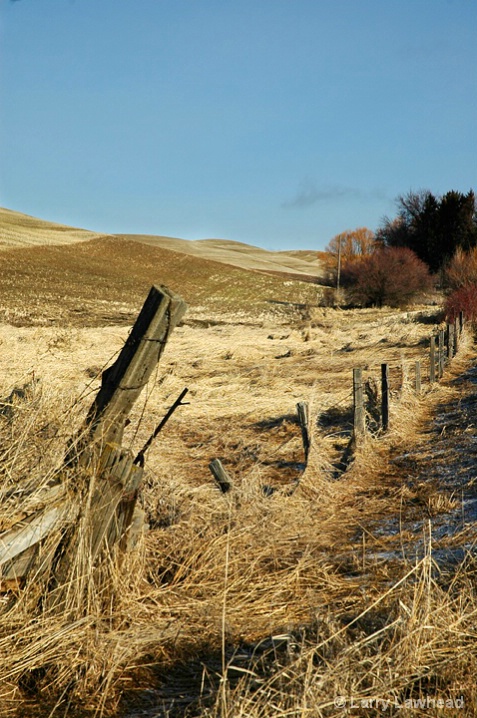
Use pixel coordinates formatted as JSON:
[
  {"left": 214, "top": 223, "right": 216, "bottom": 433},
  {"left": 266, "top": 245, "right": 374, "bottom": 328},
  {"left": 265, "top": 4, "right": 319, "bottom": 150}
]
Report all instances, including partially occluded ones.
[
  {"left": 89, "top": 446, "right": 134, "bottom": 561},
  {"left": 115, "top": 465, "right": 145, "bottom": 551},
  {"left": 0, "top": 497, "right": 76, "bottom": 572}
]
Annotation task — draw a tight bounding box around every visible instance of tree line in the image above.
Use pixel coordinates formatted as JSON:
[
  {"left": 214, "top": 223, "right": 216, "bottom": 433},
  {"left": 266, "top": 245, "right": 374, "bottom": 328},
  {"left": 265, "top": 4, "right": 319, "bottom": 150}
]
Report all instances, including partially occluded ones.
[
  {"left": 323, "top": 189, "right": 477, "bottom": 313},
  {"left": 377, "top": 189, "right": 477, "bottom": 274}
]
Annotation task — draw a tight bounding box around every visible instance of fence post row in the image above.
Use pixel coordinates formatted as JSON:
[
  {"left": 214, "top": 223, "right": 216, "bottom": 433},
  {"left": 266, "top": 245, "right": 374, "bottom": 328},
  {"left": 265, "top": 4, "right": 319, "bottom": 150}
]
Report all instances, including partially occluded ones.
[{"left": 352, "top": 314, "right": 466, "bottom": 450}]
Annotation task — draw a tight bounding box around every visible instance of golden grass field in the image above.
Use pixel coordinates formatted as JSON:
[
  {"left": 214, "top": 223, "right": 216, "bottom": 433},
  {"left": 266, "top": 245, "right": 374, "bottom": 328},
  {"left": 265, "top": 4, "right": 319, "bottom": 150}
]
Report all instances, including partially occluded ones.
[{"left": 1, "top": 209, "right": 477, "bottom": 717}]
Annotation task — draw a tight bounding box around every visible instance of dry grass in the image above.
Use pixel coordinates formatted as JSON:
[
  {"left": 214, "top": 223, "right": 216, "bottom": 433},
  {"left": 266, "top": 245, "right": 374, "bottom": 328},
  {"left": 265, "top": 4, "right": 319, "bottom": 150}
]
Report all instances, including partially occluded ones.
[{"left": 1, "top": 254, "right": 477, "bottom": 715}]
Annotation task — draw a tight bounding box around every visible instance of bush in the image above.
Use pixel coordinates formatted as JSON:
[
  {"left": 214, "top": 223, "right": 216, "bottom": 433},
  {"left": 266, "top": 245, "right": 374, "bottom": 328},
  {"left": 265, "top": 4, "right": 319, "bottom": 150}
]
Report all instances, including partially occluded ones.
[
  {"left": 444, "top": 247, "right": 477, "bottom": 291},
  {"left": 341, "top": 247, "right": 433, "bottom": 308},
  {"left": 444, "top": 284, "right": 477, "bottom": 325},
  {"left": 319, "top": 287, "right": 346, "bottom": 307}
]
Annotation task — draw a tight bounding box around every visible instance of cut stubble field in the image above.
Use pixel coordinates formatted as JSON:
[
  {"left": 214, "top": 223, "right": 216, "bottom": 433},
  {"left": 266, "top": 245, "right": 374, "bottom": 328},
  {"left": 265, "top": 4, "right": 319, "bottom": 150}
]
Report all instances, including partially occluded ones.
[{"left": 1, "top": 228, "right": 477, "bottom": 716}]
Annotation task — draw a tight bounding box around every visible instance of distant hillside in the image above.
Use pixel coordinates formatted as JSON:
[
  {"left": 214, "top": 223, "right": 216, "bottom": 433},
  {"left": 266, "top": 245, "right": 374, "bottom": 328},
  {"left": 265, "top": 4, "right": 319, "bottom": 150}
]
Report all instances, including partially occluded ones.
[
  {"left": 116, "top": 234, "right": 323, "bottom": 280},
  {"left": 0, "top": 207, "right": 101, "bottom": 247},
  {"left": 0, "top": 235, "right": 323, "bottom": 327},
  {"left": 0, "top": 207, "right": 324, "bottom": 280}
]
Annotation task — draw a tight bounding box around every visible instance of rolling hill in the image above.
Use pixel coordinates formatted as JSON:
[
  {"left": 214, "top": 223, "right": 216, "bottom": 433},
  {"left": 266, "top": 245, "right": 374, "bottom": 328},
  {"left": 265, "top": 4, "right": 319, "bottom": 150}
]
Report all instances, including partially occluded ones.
[
  {"left": 117, "top": 233, "right": 323, "bottom": 279},
  {"left": 0, "top": 207, "right": 101, "bottom": 247},
  {"left": 0, "top": 207, "right": 323, "bottom": 280},
  {"left": 0, "top": 209, "right": 324, "bottom": 327}
]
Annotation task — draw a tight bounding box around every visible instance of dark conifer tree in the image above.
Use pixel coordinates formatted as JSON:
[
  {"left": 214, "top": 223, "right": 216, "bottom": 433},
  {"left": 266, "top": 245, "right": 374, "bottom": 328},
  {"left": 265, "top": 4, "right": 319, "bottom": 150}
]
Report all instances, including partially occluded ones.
[{"left": 376, "top": 189, "right": 477, "bottom": 273}]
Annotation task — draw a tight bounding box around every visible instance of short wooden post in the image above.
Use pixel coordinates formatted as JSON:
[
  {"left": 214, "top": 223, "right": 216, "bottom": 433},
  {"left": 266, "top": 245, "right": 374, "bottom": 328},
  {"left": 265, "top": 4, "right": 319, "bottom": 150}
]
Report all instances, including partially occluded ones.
[
  {"left": 459, "top": 310, "right": 464, "bottom": 333},
  {"left": 415, "top": 360, "right": 421, "bottom": 394},
  {"left": 454, "top": 317, "right": 459, "bottom": 354},
  {"left": 209, "top": 459, "right": 233, "bottom": 493},
  {"left": 438, "top": 330, "right": 445, "bottom": 378},
  {"left": 447, "top": 323, "right": 455, "bottom": 360},
  {"left": 353, "top": 368, "right": 366, "bottom": 441},
  {"left": 429, "top": 336, "right": 436, "bottom": 384},
  {"left": 381, "top": 363, "right": 389, "bottom": 432},
  {"left": 296, "top": 401, "right": 310, "bottom": 462}
]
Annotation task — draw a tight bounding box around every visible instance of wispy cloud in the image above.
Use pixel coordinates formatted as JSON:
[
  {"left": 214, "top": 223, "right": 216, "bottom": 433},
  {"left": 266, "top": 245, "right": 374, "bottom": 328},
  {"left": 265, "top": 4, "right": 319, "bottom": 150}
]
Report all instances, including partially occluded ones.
[{"left": 281, "top": 180, "right": 389, "bottom": 209}]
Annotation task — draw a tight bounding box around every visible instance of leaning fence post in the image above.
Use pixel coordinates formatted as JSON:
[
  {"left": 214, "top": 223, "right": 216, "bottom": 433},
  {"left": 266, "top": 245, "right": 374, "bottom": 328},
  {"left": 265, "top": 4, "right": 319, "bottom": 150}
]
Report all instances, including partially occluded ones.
[
  {"left": 296, "top": 401, "right": 310, "bottom": 462},
  {"left": 381, "top": 363, "right": 389, "bottom": 432},
  {"left": 209, "top": 459, "right": 233, "bottom": 493},
  {"left": 429, "top": 336, "right": 436, "bottom": 384},
  {"left": 47, "top": 286, "right": 188, "bottom": 605},
  {"left": 353, "top": 368, "right": 366, "bottom": 442},
  {"left": 459, "top": 310, "right": 464, "bottom": 334},
  {"left": 415, "top": 360, "right": 421, "bottom": 394},
  {"left": 82, "top": 285, "right": 188, "bottom": 449}
]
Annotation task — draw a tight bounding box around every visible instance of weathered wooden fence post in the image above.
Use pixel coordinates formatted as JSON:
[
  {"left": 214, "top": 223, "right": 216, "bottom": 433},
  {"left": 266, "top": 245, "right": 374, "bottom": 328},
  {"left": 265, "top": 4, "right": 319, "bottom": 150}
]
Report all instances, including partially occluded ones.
[
  {"left": 429, "top": 336, "right": 436, "bottom": 384},
  {"left": 415, "top": 360, "right": 421, "bottom": 394},
  {"left": 82, "top": 285, "right": 188, "bottom": 449},
  {"left": 209, "top": 459, "right": 233, "bottom": 493},
  {"left": 438, "top": 330, "right": 445, "bottom": 378},
  {"left": 353, "top": 368, "right": 366, "bottom": 442},
  {"left": 381, "top": 363, "right": 389, "bottom": 432},
  {"left": 1, "top": 286, "right": 188, "bottom": 591},
  {"left": 296, "top": 401, "right": 310, "bottom": 462},
  {"left": 49, "top": 286, "right": 187, "bottom": 602},
  {"left": 447, "top": 323, "right": 455, "bottom": 360}
]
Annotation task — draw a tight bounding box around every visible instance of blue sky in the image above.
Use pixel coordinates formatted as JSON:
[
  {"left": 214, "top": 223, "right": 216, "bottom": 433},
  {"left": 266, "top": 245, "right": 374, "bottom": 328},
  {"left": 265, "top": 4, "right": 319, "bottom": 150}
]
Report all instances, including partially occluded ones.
[{"left": 1, "top": 0, "right": 476, "bottom": 250}]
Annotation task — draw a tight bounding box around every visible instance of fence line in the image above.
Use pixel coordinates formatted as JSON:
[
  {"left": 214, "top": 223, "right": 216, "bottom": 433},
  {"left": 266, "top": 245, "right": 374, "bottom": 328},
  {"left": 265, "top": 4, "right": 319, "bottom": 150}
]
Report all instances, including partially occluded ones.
[
  {"left": 211, "top": 314, "right": 469, "bottom": 494},
  {"left": 349, "top": 316, "right": 466, "bottom": 446}
]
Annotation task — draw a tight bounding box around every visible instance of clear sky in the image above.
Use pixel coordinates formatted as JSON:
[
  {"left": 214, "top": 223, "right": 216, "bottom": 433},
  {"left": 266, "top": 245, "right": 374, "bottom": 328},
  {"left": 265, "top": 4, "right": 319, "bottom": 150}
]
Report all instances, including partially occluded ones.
[{"left": 1, "top": 0, "right": 476, "bottom": 250}]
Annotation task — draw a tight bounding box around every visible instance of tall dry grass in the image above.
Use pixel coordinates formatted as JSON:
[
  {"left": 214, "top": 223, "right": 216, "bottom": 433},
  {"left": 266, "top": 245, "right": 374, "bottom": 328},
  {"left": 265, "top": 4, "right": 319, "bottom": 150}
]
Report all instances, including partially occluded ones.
[{"left": 0, "top": 310, "right": 476, "bottom": 716}]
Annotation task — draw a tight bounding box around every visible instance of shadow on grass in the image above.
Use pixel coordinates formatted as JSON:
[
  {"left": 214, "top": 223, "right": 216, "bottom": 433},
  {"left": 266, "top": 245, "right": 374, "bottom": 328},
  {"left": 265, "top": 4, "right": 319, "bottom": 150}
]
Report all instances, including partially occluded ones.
[
  {"left": 318, "top": 405, "right": 353, "bottom": 431},
  {"left": 266, "top": 299, "right": 310, "bottom": 309},
  {"left": 252, "top": 413, "right": 299, "bottom": 430},
  {"left": 412, "top": 309, "right": 444, "bottom": 325},
  {"left": 119, "top": 637, "right": 296, "bottom": 718}
]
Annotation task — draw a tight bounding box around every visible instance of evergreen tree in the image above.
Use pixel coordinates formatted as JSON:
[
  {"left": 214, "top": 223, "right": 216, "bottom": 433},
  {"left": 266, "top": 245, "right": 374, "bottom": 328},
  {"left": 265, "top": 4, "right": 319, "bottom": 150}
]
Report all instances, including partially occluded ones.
[{"left": 376, "top": 189, "right": 477, "bottom": 273}]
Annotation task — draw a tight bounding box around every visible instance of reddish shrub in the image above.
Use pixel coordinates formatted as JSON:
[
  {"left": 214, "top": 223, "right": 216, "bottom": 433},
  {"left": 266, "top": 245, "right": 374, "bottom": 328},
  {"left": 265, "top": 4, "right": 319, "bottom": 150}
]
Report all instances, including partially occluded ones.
[
  {"left": 444, "top": 247, "right": 477, "bottom": 291},
  {"left": 444, "top": 284, "right": 477, "bottom": 325},
  {"left": 341, "top": 247, "right": 433, "bottom": 307}
]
